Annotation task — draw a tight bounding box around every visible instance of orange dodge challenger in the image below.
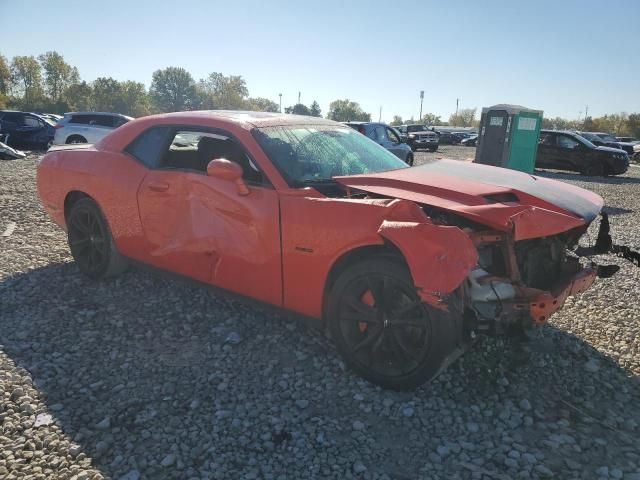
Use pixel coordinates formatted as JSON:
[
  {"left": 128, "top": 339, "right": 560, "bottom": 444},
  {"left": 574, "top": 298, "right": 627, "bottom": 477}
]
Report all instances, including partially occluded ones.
[{"left": 38, "top": 111, "right": 613, "bottom": 389}]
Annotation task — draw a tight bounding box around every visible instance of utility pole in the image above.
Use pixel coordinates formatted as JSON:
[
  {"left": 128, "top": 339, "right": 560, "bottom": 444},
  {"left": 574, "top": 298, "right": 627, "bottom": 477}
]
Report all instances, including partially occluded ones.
[
  {"left": 585, "top": 105, "right": 589, "bottom": 121},
  {"left": 419, "top": 90, "right": 424, "bottom": 123},
  {"left": 298, "top": 91, "right": 301, "bottom": 105},
  {"left": 379, "top": 106, "right": 382, "bottom": 122},
  {"left": 279, "top": 93, "right": 282, "bottom": 113}
]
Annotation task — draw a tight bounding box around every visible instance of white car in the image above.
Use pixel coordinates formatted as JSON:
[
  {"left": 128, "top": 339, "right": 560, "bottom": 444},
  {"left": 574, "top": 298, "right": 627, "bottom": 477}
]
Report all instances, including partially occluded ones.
[{"left": 53, "top": 112, "right": 132, "bottom": 145}]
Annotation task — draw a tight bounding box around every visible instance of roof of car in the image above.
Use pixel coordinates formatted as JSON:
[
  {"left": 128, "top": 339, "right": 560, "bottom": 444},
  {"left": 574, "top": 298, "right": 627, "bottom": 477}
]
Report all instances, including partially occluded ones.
[
  {"left": 65, "top": 111, "right": 132, "bottom": 118},
  {"left": 138, "top": 110, "right": 339, "bottom": 128}
]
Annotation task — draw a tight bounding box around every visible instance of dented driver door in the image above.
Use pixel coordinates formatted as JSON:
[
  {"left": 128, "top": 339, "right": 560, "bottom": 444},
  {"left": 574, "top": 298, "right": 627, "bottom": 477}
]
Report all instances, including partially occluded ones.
[{"left": 137, "top": 170, "right": 283, "bottom": 307}]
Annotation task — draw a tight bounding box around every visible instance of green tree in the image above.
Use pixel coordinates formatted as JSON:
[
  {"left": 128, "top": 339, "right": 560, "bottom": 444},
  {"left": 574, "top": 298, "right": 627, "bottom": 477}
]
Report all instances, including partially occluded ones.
[
  {"left": 421, "top": 113, "right": 442, "bottom": 125},
  {"left": 626, "top": 113, "right": 640, "bottom": 138},
  {"left": 198, "top": 72, "right": 248, "bottom": 109},
  {"left": 285, "top": 103, "right": 311, "bottom": 115},
  {"left": 115, "top": 80, "right": 150, "bottom": 117},
  {"left": 11, "top": 55, "right": 44, "bottom": 106},
  {"left": 449, "top": 108, "right": 477, "bottom": 127},
  {"left": 62, "top": 81, "right": 93, "bottom": 111},
  {"left": 309, "top": 101, "right": 322, "bottom": 117},
  {"left": 38, "top": 51, "right": 79, "bottom": 101},
  {"left": 0, "top": 55, "right": 11, "bottom": 95},
  {"left": 390, "top": 115, "right": 403, "bottom": 126},
  {"left": 92, "top": 77, "right": 123, "bottom": 112},
  {"left": 150, "top": 67, "right": 199, "bottom": 112},
  {"left": 246, "top": 97, "right": 279, "bottom": 112},
  {"left": 327, "top": 99, "right": 370, "bottom": 122}
]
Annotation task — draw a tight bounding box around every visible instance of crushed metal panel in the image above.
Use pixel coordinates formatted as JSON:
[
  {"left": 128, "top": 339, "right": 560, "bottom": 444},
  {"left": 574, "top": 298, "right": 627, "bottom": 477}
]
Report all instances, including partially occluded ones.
[{"left": 377, "top": 219, "right": 478, "bottom": 301}]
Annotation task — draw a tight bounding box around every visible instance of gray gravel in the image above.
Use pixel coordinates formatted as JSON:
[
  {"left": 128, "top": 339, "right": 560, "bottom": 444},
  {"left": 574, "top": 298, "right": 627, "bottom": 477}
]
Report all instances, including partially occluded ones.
[{"left": 1, "top": 152, "right": 639, "bottom": 479}]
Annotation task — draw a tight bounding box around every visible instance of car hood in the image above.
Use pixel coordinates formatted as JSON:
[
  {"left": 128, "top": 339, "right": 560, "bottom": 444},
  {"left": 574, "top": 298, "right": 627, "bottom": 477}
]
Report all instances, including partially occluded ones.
[
  {"left": 595, "top": 145, "right": 627, "bottom": 154},
  {"left": 334, "top": 159, "right": 604, "bottom": 240}
]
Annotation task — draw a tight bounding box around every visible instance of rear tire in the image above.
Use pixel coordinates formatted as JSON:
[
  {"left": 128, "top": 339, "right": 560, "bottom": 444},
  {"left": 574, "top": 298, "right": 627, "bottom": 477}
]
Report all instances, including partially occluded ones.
[
  {"left": 67, "top": 198, "right": 127, "bottom": 279},
  {"left": 66, "top": 135, "right": 87, "bottom": 144},
  {"left": 327, "top": 258, "right": 459, "bottom": 390},
  {"left": 406, "top": 153, "right": 414, "bottom": 166}
]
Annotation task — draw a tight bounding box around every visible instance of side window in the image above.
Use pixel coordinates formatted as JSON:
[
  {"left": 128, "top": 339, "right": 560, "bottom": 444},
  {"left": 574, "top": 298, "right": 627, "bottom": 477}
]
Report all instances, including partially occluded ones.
[
  {"left": 159, "top": 129, "right": 266, "bottom": 184},
  {"left": 373, "top": 125, "right": 387, "bottom": 143},
  {"left": 387, "top": 127, "right": 401, "bottom": 144},
  {"left": 23, "top": 116, "right": 41, "bottom": 127},
  {"left": 558, "top": 135, "right": 579, "bottom": 149},
  {"left": 539, "top": 133, "right": 554, "bottom": 146},
  {"left": 113, "top": 116, "right": 128, "bottom": 128},
  {"left": 125, "top": 126, "right": 172, "bottom": 168},
  {"left": 70, "top": 115, "right": 90, "bottom": 125}
]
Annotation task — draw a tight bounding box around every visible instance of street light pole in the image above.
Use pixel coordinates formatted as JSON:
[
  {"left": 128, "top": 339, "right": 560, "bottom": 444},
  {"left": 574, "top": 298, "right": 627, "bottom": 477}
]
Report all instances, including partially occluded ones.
[
  {"left": 279, "top": 93, "right": 282, "bottom": 113},
  {"left": 419, "top": 90, "right": 424, "bottom": 123}
]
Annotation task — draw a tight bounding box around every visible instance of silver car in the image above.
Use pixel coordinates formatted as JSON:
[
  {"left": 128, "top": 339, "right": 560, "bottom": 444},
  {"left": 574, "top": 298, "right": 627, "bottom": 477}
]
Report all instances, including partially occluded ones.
[{"left": 53, "top": 112, "right": 132, "bottom": 145}]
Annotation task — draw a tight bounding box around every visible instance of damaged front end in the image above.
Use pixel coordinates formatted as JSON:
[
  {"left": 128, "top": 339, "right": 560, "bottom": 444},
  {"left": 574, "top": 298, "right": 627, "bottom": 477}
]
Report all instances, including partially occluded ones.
[
  {"left": 449, "top": 211, "right": 638, "bottom": 336},
  {"left": 465, "top": 227, "right": 596, "bottom": 334}
]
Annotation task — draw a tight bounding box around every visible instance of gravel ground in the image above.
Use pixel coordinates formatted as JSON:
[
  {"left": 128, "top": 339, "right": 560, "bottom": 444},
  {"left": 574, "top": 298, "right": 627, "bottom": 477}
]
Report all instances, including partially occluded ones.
[{"left": 1, "top": 151, "right": 639, "bottom": 480}]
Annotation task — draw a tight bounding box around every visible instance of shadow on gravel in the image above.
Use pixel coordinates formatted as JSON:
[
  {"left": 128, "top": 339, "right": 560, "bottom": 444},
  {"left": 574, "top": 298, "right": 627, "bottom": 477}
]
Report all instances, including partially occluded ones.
[
  {"left": 1, "top": 262, "right": 639, "bottom": 479},
  {"left": 535, "top": 169, "right": 640, "bottom": 186}
]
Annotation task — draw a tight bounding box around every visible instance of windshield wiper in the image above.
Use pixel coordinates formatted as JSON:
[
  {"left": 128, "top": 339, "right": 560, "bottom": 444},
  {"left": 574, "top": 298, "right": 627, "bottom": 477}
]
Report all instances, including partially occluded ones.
[{"left": 295, "top": 178, "right": 337, "bottom": 187}]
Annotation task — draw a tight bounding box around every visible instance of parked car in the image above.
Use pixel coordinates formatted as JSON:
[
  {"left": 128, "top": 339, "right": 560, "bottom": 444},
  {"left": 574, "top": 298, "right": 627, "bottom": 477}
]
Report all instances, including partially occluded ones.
[
  {"left": 53, "top": 112, "right": 132, "bottom": 145},
  {"left": 0, "top": 110, "right": 56, "bottom": 148},
  {"left": 576, "top": 131, "right": 635, "bottom": 156},
  {"left": 38, "top": 111, "right": 613, "bottom": 389},
  {"left": 344, "top": 122, "right": 414, "bottom": 164},
  {"left": 616, "top": 136, "right": 638, "bottom": 144},
  {"left": 461, "top": 134, "right": 478, "bottom": 147},
  {"left": 537, "top": 130, "right": 628, "bottom": 176},
  {"left": 38, "top": 113, "right": 64, "bottom": 123},
  {"left": 435, "top": 130, "right": 462, "bottom": 145},
  {"left": 395, "top": 124, "right": 439, "bottom": 151}
]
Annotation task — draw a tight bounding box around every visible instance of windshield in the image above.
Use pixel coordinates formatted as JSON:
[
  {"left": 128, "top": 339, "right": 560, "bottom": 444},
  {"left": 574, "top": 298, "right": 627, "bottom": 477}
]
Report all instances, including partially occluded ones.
[
  {"left": 406, "top": 125, "right": 428, "bottom": 132},
  {"left": 253, "top": 125, "right": 408, "bottom": 186},
  {"left": 574, "top": 134, "right": 597, "bottom": 149},
  {"left": 597, "top": 133, "right": 617, "bottom": 142},
  {"left": 578, "top": 132, "right": 599, "bottom": 142}
]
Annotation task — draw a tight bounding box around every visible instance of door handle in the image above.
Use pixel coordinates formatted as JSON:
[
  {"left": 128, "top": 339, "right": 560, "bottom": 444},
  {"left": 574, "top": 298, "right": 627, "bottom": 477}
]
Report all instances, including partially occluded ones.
[{"left": 147, "top": 181, "right": 170, "bottom": 192}]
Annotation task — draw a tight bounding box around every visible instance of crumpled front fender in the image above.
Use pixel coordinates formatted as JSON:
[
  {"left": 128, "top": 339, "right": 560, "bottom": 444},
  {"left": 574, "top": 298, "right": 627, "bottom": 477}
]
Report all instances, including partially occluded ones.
[{"left": 378, "top": 208, "right": 478, "bottom": 305}]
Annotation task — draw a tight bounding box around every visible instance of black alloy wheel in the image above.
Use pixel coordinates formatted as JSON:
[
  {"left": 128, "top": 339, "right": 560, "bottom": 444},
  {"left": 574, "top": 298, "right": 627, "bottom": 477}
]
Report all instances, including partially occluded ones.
[
  {"left": 328, "top": 258, "right": 456, "bottom": 390},
  {"left": 67, "top": 198, "right": 127, "bottom": 279}
]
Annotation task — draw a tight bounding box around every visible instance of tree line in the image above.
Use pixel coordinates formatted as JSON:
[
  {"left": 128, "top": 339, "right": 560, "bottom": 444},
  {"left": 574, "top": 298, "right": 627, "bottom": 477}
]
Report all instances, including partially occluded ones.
[
  {"left": 1, "top": 51, "right": 637, "bottom": 136},
  {"left": 0, "top": 51, "right": 373, "bottom": 122},
  {"left": 390, "top": 109, "right": 640, "bottom": 137}
]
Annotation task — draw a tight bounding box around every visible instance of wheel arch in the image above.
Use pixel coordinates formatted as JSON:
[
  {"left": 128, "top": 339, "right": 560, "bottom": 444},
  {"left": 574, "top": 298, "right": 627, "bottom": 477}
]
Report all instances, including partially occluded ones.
[{"left": 64, "top": 190, "right": 92, "bottom": 223}]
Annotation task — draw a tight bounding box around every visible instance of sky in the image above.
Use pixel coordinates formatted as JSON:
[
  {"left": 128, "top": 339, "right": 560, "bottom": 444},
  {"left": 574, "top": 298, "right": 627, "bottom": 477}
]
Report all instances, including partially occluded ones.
[{"left": 1, "top": 0, "right": 639, "bottom": 122}]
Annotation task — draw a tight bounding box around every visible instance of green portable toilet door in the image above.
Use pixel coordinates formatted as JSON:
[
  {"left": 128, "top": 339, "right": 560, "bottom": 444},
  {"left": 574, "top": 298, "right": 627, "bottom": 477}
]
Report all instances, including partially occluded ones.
[
  {"left": 480, "top": 110, "right": 509, "bottom": 166},
  {"left": 508, "top": 112, "right": 541, "bottom": 173}
]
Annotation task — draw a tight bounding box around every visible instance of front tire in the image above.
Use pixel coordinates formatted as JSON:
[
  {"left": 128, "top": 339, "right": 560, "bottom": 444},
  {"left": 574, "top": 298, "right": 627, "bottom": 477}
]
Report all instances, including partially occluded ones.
[
  {"left": 67, "top": 198, "right": 127, "bottom": 279},
  {"left": 327, "top": 258, "right": 458, "bottom": 390}
]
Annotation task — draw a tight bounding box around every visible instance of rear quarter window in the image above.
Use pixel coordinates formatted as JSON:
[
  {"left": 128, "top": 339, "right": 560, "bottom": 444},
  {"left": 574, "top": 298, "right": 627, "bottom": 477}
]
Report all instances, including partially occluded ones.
[{"left": 125, "top": 126, "right": 172, "bottom": 168}]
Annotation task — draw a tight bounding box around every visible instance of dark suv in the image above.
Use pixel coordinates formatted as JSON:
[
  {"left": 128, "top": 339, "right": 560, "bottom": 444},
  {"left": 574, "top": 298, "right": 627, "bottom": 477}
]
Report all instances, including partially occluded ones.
[
  {"left": 344, "top": 122, "right": 414, "bottom": 164},
  {"left": 537, "top": 130, "right": 628, "bottom": 176},
  {"left": 396, "top": 124, "right": 439, "bottom": 152},
  {"left": 0, "top": 111, "right": 56, "bottom": 148}
]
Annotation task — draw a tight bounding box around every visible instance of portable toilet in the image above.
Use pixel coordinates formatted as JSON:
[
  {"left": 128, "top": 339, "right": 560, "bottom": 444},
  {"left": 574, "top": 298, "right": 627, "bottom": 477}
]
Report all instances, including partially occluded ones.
[{"left": 474, "top": 104, "right": 543, "bottom": 173}]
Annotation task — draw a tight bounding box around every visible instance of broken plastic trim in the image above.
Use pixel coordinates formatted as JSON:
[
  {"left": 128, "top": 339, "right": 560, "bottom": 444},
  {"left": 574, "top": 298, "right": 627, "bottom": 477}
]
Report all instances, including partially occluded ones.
[{"left": 575, "top": 212, "right": 640, "bottom": 268}]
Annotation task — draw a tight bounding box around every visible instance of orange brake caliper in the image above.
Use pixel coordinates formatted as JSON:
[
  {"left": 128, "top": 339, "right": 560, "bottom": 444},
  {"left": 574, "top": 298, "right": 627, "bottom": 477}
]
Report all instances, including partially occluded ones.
[{"left": 359, "top": 290, "right": 375, "bottom": 333}]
